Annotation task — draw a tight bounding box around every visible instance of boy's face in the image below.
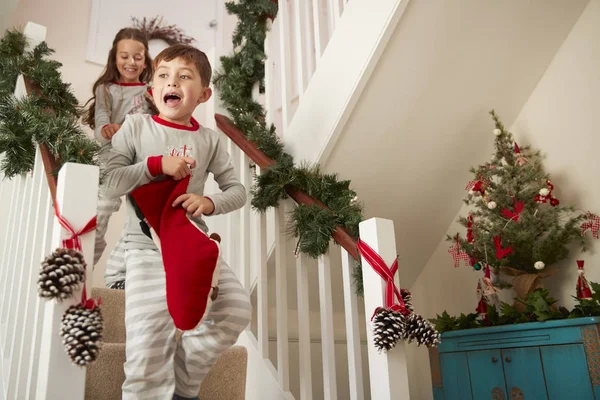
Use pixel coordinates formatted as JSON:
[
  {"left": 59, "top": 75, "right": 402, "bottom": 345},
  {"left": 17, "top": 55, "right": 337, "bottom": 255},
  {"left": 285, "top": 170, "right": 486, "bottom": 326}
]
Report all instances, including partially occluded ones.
[{"left": 153, "top": 57, "right": 212, "bottom": 126}]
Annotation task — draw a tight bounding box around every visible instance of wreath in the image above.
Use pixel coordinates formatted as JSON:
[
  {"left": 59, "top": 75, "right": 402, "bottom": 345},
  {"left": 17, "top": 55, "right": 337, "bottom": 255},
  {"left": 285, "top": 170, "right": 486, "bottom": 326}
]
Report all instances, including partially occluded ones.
[{"left": 131, "top": 16, "right": 195, "bottom": 46}]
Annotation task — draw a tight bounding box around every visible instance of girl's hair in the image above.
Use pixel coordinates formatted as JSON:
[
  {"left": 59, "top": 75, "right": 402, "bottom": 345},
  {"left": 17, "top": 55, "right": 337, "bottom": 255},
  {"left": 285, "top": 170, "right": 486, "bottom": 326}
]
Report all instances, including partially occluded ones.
[{"left": 83, "top": 28, "right": 154, "bottom": 129}]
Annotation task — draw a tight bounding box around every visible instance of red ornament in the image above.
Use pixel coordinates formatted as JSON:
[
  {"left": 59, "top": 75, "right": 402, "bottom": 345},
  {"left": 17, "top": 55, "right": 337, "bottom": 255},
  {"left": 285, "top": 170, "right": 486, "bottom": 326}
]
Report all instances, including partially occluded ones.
[
  {"left": 501, "top": 196, "right": 524, "bottom": 222},
  {"left": 581, "top": 212, "right": 600, "bottom": 239},
  {"left": 467, "top": 214, "right": 475, "bottom": 243},
  {"left": 534, "top": 180, "right": 560, "bottom": 207},
  {"left": 493, "top": 235, "right": 513, "bottom": 260},
  {"left": 576, "top": 260, "right": 593, "bottom": 300}
]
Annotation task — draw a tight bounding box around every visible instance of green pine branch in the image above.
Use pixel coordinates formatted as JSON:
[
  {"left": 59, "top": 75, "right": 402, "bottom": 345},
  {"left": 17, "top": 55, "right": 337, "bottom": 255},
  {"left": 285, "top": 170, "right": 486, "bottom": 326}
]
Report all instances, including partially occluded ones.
[
  {"left": 0, "top": 29, "right": 98, "bottom": 178},
  {"left": 216, "top": 0, "right": 365, "bottom": 293}
]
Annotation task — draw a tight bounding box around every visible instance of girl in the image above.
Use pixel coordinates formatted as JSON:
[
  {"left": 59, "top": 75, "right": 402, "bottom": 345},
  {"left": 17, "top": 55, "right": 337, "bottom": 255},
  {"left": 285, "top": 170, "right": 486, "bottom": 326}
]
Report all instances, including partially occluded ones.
[{"left": 83, "top": 28, "right": 156, "bottom": 288}]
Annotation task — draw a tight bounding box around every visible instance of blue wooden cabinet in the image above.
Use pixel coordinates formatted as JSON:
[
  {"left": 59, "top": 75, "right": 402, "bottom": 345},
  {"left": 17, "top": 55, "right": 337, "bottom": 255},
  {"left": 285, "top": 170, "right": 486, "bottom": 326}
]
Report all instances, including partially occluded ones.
[{"left": 429, "top": 317, "right": 600, "bottom": 399}]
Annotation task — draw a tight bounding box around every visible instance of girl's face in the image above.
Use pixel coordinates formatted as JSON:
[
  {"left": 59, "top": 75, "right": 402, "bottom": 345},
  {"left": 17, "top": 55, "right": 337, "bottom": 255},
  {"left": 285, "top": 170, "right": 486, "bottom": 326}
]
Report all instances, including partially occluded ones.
[{"left": 115, "top": 39, "right": 147, "bottom": 83}]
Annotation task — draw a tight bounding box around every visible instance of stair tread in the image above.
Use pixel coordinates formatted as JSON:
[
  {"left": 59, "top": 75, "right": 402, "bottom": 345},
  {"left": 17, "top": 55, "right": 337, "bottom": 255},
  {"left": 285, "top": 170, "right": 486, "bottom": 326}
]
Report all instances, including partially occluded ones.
[
  {"left": 92, "top": 287, "right": 126, "bottom": 344},
  {"left": 85, "top": 345, "right": 247, "bottom": 400}
]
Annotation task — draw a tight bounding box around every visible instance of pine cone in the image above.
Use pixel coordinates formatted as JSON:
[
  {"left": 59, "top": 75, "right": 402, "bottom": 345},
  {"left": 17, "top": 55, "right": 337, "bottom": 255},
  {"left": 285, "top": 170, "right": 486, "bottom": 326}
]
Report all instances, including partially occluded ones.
[
  {"left": 372, "top": 308, "right": 406, "bottom": 352},
  {"left": 38, "top": 248, "right": 86, "bottom": 301},
  {"left": 401, "top": 289, "right": 414, "bottom": 312},
  {"left": 60, "top": 304, "right": 103, "bottom": 366},
  {"left": 402, "top": 313, "right": 441, "bottom": 348}
]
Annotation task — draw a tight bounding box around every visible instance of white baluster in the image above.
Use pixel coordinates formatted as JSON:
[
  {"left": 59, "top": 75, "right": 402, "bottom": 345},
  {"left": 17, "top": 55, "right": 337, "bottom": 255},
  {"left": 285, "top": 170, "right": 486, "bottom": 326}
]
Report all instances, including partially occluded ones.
[
  {"left": 293, "top": 0, "right": 306, "bottom": 98},
  {"left": 296, "top": 253, "right": 313, "bottom": 400},
  {"left": 13, "top": 149, "right": 47, "bottom": 396},
  {"left": 330, "top": 0, "right": 341, "bottom": 28},
  {"left": 264, "top": 18, "right": 274, "bottom": 127},
  {"left": 240, "top": 153, "right": 252, "bottom": 290},
  {"left": 5, "top": 169, "right": 35, "bottom": 394},
  {"left": 257, "top": 187, "right": 269, "bottom": 359},
  {"left": 278, "top": 0, "right": 292, "bottom": 133},
  {"left": 311, "top": 0, "right": 323, "bottom": 63},
  {"left": 275, "top": 204, "right": 290, "bottom": 390},
  {"left": 0, "top": 176, "right": 26, "bottom": 340},
  {"left": 302, "top": 0, "right": 316, "bottom": 82},
  {"left": 318, "top": 245, "right": 338, "bottom": 400},
  {"left": 26, "top": 181, "right": 53, "bottom": 399},
  {"left": 360, "top": 218, "right": 410, "bottom": 400},
  {"left": 35, "top": 163, "right": 98, "bottom": 400},
  {"left": 341, "top": 249, "right": 365, "bottom": 400}
]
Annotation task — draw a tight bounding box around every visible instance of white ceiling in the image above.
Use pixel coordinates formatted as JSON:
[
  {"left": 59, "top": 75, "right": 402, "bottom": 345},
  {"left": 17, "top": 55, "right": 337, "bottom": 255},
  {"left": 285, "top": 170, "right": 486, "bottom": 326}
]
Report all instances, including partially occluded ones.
[{"left": 323, "top": 0, "right": 589, "bottom": 288}]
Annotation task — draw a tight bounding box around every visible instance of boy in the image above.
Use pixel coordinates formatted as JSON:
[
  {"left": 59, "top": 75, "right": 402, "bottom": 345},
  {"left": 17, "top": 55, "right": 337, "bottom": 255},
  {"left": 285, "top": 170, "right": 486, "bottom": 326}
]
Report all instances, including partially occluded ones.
[{"left": 103, "top": 44, "right": 252, "bottom": 400}]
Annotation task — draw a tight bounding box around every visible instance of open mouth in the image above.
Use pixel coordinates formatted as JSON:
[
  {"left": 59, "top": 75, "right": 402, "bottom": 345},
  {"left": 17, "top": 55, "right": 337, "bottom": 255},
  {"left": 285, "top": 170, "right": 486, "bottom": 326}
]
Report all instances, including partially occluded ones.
[{"left": 164, "top": 93, "right": 182, "bottom": 107}]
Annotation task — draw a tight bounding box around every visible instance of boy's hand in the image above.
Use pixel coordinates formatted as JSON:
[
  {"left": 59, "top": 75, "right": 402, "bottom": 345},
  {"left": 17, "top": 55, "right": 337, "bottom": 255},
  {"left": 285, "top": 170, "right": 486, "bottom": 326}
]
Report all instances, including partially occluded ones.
[
  {"left": 101, "top": 123, "right": 121, "bottom": 140},
  {"left": 161, "top": 156, "right": 197, "bottom": 180},
  {"left": 172, "top": 194, "right": 215, "bottom": 217}
]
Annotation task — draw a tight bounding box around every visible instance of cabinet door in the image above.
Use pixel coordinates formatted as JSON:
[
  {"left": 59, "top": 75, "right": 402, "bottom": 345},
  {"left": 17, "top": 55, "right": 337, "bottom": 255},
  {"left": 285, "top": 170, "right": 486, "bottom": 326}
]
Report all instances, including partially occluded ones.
[
  {"left": 540, "top": 344, "right": 594, "bottom": 400},
  {"left": 440, "top": 352, "right": 473, "bottom": 400},
  {"left": 467, "top": 349, "right": 507, "bottom": 399},
  {"left": 501, "top": 347, "right": 548, "bottom": 400}
]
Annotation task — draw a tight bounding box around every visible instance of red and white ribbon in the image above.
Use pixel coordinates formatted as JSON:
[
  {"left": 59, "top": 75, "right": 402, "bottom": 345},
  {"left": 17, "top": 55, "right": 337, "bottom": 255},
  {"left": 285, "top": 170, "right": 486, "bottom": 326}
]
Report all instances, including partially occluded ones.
[
  {"left": 53, "top": 202, "right": 98, "bottom": 307},
  {"left": 54, "top": 202, "right": 97, "bottom": 251},
  {"left": 357, "top": 239, "right": 409, "bottom": 317}
]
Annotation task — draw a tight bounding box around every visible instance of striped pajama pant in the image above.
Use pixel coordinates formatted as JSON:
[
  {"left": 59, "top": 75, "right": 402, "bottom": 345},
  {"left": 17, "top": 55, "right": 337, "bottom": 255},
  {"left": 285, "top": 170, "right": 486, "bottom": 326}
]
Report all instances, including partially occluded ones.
[
  {"left": 94, "top": 192, "right": 127, "bottom": 288},
  {"left": 122, "top": 248, "right": 252, "bottom": 399}
]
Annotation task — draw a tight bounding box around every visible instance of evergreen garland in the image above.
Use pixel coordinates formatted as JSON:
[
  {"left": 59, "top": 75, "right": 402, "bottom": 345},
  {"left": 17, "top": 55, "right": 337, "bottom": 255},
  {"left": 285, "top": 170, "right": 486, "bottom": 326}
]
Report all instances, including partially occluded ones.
[
  {"left": 213, "top": 1, "right": 365, "bottom": 267},
  {"left": 0, "top": 29, "right": 98, "bottom": 178}
]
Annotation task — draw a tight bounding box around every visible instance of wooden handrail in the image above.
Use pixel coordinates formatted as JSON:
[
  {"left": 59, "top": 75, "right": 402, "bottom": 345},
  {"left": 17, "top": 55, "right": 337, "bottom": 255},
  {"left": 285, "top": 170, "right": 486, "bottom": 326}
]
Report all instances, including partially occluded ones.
[
  {"left": 215, "top": 113, "right": 360, "bottom": 261},
  {"left": 24, "top": 77, "right": 59, "bottom": 202}
]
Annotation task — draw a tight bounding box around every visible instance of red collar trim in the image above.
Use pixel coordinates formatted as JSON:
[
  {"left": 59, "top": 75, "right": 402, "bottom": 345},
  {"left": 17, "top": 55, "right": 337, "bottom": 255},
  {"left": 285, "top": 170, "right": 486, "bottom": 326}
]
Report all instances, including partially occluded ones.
[
  {"left": 112, "top": 81, "right": 146, "bottom": 87},
  {"left": 152, "top": 115, "right": 200, "bottom": 131}
]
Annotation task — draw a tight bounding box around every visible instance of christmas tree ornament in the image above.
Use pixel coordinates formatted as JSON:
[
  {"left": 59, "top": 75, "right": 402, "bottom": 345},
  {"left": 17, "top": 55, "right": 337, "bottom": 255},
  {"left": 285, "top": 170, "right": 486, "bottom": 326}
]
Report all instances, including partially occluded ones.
[
  {"left": 473, "top": 262, "right": 483, "bottom": 271},
  {"left": 514, "top": 142, "right": 528, "bottom": 166},
  {"left": 60, "top": 300, "right": 103, "bottom": 366},
  {"left": 487, "top": 201, "right": 497, "bottom": 210},
  {"left": 576, "top": 260, "right": 592, "bottom": 300},
  {"left": 501, "top": 196, "right": 524, "bottom": 223},
  {"left": 466, "top": 214, "right": 475, "bottom": 243},
  {"left": 38, "top": 248, "right": 86, "bottom": 301},
  {"left": 534, "top": 180, "right": 560, "bottom": 207},
  {"left": 131, "top": 177, "right": 221, "bottom": 331},
  {"left": 581, "top": 212, "right": 600, "bottom": 239},
  {"left": 448, "top": 235, "right": 471, "bottom": 268},
  {"left": 476, "top": 280, "right": 488, "bottom": 319},
  {"left": 401, "top": 313, "right": 441, "bottom": 347},
  {"left": 482, "top": 265, "right": 502, "bottom": 308},
  {"left": 493, "top": 235, "right": 513, "bottom": 260},
  {"left": 534, "top": 261, "right": 545, "bottom": 270},
  {"left": 493, "top": 128, "right": 502, "bottom": 136}
]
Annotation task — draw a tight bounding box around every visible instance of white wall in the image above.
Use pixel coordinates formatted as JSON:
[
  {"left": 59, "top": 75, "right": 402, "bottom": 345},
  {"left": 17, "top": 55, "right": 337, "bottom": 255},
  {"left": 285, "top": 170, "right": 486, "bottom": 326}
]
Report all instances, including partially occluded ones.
[{"left": 407, "top": 1, "right": 600, "bottom": 398}]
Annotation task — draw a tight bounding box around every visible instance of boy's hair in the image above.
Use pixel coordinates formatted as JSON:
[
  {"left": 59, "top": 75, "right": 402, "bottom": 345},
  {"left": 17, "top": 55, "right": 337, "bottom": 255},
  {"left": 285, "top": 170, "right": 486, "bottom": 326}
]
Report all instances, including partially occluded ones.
[
  {"left": 154, "top": 44, "right": 212, "bottom": 87},
  {"left": 83, "top": 28, "right": 153, "bottom": 129}
]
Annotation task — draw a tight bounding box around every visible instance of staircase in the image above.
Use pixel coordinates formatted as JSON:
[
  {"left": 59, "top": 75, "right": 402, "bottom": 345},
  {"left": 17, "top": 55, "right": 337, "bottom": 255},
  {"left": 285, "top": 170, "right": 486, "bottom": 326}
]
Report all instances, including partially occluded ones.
[{"left": 85, "top": 288, "right": 248, "bottom": 400}]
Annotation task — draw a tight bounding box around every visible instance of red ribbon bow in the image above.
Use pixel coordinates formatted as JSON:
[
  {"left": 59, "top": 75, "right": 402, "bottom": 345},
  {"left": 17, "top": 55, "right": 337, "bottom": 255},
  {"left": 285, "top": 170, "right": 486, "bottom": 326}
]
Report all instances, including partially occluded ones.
[
  {"left": 357, "top": 239, "right": 409, "bottom": 317},
  {"left": 53, "top": 202, "right": 98, "bottom": 308},
  {"left": 54, "top": 202, "right": 97, "bottom": 251}
]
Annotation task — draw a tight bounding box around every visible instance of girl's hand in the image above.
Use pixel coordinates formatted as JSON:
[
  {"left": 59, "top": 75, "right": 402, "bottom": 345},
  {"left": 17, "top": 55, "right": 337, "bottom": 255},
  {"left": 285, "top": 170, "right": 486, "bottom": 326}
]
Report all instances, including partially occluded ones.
[
  {"left": 161, "top": 156, "right": 197, "bottom": 180},
  {"left": 101, "top": 124, "right": 121, "bottom": 140},
  {"left": 172, "top": 194, "right": 215, "bottom": 217}
]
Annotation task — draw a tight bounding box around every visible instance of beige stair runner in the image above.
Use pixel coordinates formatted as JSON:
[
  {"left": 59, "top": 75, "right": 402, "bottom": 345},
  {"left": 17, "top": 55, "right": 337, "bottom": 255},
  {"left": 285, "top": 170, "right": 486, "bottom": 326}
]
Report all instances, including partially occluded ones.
[{"left": 85, "top": 287, "right": 248, "bottom": 400}]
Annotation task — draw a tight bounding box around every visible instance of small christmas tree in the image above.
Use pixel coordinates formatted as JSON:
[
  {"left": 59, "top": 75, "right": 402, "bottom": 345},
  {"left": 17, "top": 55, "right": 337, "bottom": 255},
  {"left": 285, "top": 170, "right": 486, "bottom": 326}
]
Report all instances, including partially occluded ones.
[{"left": 448, "top": 110, "right": 598, "bottom": 300}]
